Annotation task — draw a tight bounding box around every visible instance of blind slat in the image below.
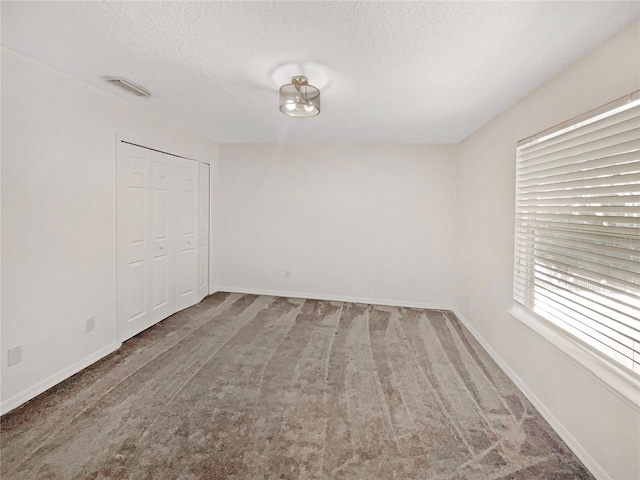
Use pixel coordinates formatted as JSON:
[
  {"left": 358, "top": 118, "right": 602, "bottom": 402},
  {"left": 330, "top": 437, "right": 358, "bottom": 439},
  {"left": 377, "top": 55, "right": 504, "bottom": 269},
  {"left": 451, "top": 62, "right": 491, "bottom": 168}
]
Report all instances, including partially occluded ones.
[
  {"left": 529, "top": 262, "right": 640, "bottom": 314},
  {"left": 514, "top": 240, "right": 640, "bottom": 274},
  {"left": 520, "top": 183, "right": 640, "bottom": 200},
  {"left": 533, "top": 286, "right": 637, "bottom": 348},
  {"left": 514, "top": 228, "right": 640, "bottom": 258},
  {"left": 520, "top": 106, "right": 640, "bottom": 157},
  {"left": 533, "top": 302, "right": 637, "bottom": 370},
  {"left": 519, "top": 194, "right": 640, "bottom": 206},
  {"left": 517, "top": 272, "right": 637, "bottom": 338},
  {"left": 518, "top": 160, "right": 640, "bottom": 187},
  {"left": 518, "top": 205, "right": 639, "bottom": 216},
  {"left": 514, "top": 241, "right": 640, "bottom": 272},
  {"left": 519, "top": 149, "right": 639, "bottom": 181},
  {"left": 518, "top": 130, "right": 640, "bottom": 166},
  {"left": 518, "top": 173, "right": 638, "bottom": 193},
  {"left": 516, "top": 218, "right": 639, "bottom": 235},
  {"left": 517, "top": 213, "right": 639, "bottom": 227}
]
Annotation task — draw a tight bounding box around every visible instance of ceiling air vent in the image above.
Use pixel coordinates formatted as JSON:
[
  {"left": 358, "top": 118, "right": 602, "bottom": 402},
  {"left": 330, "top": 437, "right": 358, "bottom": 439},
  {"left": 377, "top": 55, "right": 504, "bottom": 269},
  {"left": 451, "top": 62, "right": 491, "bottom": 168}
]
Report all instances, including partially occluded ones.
[{"left": 104, "top": 77, "right": 151, "bottom": 97}]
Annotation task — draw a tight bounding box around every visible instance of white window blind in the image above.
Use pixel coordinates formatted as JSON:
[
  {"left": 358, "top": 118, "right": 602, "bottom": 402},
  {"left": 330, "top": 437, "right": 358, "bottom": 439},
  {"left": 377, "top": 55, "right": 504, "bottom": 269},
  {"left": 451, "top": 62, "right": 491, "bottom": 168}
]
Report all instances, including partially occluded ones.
[{"left": 514, "top": 90, "right": 640, "bottom": 375}]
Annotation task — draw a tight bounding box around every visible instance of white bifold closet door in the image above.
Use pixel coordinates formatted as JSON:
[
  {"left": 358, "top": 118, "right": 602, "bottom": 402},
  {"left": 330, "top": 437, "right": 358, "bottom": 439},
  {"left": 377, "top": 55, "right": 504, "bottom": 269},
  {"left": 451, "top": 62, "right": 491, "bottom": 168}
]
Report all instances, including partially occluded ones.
[
  {"left": 117, "top": 142, "right": 209, "bottom": 342},
  {"left": 198, "top": 162, "right": 210, "bottom": 301},
  {"left": 173, "top": 158, "right": 199, "bottom": 312}
]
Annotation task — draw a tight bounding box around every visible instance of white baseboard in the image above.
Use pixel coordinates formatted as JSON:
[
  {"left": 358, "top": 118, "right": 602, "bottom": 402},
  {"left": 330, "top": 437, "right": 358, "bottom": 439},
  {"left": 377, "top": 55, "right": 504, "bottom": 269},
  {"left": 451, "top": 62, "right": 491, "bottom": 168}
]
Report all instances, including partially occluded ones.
[
  {"left": 216, "top": 285, "right": 454, "bottom": 311},
  {"left": 0, "top": 342, "right": 121, "bottom": 416},
  {"left": 452, "top": 309, "right": 610, "bottom": 480}
]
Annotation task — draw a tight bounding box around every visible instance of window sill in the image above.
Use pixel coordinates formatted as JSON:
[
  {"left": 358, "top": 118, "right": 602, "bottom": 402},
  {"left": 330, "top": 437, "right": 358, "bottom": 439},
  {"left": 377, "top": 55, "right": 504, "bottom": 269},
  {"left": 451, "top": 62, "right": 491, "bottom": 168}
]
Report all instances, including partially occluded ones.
[{"left": 508, "top": 304, "right": 640, "bottom": 412}]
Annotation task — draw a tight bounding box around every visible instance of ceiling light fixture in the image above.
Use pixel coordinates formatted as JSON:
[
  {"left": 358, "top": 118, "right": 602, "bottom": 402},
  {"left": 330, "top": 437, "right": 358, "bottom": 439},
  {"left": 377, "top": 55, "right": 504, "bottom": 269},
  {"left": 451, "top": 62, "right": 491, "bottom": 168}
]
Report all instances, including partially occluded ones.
[{"left": 279, "top": 75, "right": 320, "bottom": 117}]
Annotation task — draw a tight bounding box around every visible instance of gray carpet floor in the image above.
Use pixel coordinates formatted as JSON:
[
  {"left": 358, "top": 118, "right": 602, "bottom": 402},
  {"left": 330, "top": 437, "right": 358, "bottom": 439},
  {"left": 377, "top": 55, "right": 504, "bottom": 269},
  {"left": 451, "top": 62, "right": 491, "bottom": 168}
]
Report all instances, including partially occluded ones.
[{"left": 1, "top": 292, "right": 593, "bottom": 479}]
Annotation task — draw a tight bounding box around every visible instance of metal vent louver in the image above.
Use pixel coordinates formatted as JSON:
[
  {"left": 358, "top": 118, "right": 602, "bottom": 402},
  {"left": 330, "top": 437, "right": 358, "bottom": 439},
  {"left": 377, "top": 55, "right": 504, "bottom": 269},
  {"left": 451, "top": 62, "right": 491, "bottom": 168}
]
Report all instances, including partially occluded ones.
[{"left": 104, "top": 77, "right": 151, "bottom": 97}]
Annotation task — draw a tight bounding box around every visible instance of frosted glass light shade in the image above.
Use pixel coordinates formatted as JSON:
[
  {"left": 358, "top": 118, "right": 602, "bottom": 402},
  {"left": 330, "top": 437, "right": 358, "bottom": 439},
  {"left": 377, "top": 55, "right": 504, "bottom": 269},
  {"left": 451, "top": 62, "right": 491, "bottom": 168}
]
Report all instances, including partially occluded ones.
[{"left": 279, "top": 76, "right": 320, "bottom": 117}]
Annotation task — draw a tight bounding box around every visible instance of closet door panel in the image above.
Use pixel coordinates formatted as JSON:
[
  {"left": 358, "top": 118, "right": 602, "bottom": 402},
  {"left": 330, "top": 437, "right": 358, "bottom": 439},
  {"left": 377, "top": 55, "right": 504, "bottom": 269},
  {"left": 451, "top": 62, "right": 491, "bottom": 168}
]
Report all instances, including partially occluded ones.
[
  {"left": 127, "top": 260, "right": 147, "bottom": 321},
  {"left": 117, "top": 143, "right": 153, "bottom": 341},
  {"left": 198, "top": 162, "right": 210, "bottom": 300},
  {"left": 174, "top": 159, "right": 199, "bottom": 311},
  {"left": 152, "top": 255, "right": 169, "bottom": 309},
  {"left": 149, "top": 152, "right": 175, "bottom": 322}
]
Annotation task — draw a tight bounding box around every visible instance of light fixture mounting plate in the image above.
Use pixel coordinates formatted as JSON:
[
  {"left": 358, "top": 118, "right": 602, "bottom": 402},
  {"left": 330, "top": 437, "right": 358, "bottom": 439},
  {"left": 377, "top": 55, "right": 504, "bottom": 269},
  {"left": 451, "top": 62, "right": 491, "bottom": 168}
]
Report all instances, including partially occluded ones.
[{"left": 291, "top": 75, "right": 309, "bottom": 87}]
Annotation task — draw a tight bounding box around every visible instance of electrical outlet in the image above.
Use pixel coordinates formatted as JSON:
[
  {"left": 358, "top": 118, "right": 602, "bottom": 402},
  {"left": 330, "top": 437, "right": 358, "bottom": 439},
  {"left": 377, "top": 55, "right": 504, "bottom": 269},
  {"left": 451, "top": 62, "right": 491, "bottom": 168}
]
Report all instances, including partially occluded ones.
[
  {"left": 284, "top": 270, "right": 291, "bottom": 279},
  {"left": 8, "top": 346, "right": 22, "bottom": 367},
  {"left": 85, "top": 316, "right": 96, "bottom": 333}
]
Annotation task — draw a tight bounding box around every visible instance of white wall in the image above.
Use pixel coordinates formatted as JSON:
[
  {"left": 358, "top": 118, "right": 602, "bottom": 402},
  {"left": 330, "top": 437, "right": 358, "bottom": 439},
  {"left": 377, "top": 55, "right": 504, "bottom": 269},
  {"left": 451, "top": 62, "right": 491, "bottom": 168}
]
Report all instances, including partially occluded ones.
[
  {"left": 0, "top": 48, "right": 218, "bottom": 412},
  {"left": 454, "top": 19, "right": 640, "bottom": 480},
  {"left": 215, "top": 144, "right": 457, "bottom": 309}
]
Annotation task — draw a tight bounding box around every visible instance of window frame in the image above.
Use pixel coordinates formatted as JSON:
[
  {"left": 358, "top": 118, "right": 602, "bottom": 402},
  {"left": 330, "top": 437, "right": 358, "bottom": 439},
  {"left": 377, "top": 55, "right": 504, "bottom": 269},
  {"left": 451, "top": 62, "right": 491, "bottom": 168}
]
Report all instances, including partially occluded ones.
[{"left": 511, "top": 90, "right": 640, "bottom": 409}]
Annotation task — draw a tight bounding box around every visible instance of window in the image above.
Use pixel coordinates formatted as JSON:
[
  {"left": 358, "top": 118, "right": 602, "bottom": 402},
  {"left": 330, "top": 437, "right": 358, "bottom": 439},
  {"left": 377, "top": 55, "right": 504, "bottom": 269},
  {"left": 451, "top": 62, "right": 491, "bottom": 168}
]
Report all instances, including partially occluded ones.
[{"left": 514, "top": 91, "right": 640, "bottom": 376}]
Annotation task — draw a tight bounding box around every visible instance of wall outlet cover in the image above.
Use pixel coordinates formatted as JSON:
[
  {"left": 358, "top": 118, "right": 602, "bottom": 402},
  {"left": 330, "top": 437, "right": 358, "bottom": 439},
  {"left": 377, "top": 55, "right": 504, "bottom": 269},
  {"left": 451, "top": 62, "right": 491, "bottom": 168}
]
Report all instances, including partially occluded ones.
[
  {"left": 8, "top": 346, "right": 23, "bottom": 366},
  {"left": 85, "top": 316, "right": 96, "bottom": 333}
]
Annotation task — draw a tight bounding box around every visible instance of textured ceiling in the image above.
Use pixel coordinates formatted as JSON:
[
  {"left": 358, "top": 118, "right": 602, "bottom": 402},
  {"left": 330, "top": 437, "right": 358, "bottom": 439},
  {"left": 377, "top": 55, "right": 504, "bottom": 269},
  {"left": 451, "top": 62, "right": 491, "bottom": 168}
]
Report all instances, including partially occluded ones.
[{"left": 2, "top": 1, "right": 639, "bottom": 144}]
